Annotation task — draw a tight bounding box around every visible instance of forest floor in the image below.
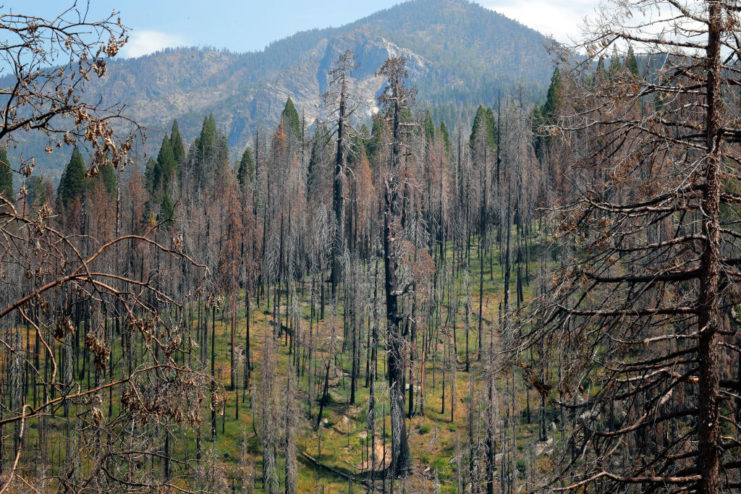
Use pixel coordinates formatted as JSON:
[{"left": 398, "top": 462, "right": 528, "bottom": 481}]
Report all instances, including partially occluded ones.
[
  {"left": 11, "top": 235, "right": 559, "bottom": 493},
  {"left": 171, "top": 236, "right": 557, "bottom": 493}
]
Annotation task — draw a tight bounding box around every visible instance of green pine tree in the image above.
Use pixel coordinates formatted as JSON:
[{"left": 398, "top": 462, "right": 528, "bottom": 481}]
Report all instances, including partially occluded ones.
[
  {"left": 193, "top": 114, "right": 218, "bottom": 184},
  {"left": 237, "top": 147, "right": 254, "bottom": 187},
  {"left": 307, "top": 123, "right": 332, "bottom": 193},
  {"left": 0, "top": 149, "right": 13, "bottom": 200},
  {"left": 216, "top": 133, "right": 231, "bottom": 181},
  {"left": 281, "top": 98, "right": 302, "bottom": 140},
  {"left": 159, "top": 192, "right": 175, "bottom": 226},
  {"left": 423, "top": 110, "right": 435, "bottom": 143},
  {"left": 57, "top": 147, "right": 86, "bottom": 209},
  {"left": 439, "top": 121, "right": 451, "bottom": 156},
  {"left": 485, "top": 107, "right": 497, "bottom": 147},
  {"left": 531, "top": 105, "right": 547, "bottom": 159},
  {"left": 144, "top": 158, "right": 157, "bottom": 194},
  {"left": 196, "top": 114, "right": 218, "bottom": 160},
  {"left": 625, "top": 46, "right": 640, "bottom": 77},
  {"left": 170, "top": 120, "right": 185, "bottom": 165},
  {"left": 366, "top": 115, "right": 385, "bottom": 162},
  {"left": 470, "top": 105, "right": 493, "bottom": 147},
  {"left": 542, "top": 66, "right": 562, "bottom": 123},
  {"left": 155, "top": 134, "right": 176, "bottom": 192}
]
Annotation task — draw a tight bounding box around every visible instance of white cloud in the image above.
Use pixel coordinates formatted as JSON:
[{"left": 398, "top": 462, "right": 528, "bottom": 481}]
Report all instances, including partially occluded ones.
[
  {"left": 478, "top": 0, "right": 601, "bottom": 44},
  {"left": 121, "top": 30, "right": 185, "bottom": 58}
]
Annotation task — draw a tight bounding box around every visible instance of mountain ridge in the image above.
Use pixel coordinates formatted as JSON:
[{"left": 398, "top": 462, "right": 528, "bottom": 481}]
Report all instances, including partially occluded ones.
[{"left": 16, "top": 0, "right": 557, "bottom": 179}]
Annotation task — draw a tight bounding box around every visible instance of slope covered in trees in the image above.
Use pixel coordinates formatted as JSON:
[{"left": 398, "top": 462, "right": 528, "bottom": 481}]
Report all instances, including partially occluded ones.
[
  {"left": 1, "top": 0, "right": 740, "bottom": 493},
  {"left": 7, "top": 0, "right": 554, "bottom": 181},
  {"left": 0, "top": 71, "right": 549, "bottom": 492}
]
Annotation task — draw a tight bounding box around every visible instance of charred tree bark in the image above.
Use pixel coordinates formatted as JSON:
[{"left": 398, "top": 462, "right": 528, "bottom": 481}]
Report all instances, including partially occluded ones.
[
  {"left": 697, "top": 4, "right": 722, "bottom": 491},
  {"left": 378, "top": 56, "right": 413, "bottom": 479},
  {"left": 329, "top": 51, "right": 355, "bottom": 295}
]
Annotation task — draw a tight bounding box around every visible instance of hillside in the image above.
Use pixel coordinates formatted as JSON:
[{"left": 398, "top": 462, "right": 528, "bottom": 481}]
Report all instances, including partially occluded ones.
[
  {"left": 3, "top": 1, "right": 739, "bottom": 492},
  {"left": 19, "top": 0, "right": 555, "bottom": 179}
]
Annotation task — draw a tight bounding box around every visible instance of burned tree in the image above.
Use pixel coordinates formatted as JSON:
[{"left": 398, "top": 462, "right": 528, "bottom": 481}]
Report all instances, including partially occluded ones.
[
  {"left": 0, "top": 3, "right": 210, "bottom": 491},
  {"left": 518, "top": 1, "right": 741, "bottom": 492},
  {"left": 324, "top": 49, "right": 358, "bottom": 295},
  {"left": 377, "top": 56, "right": 416, "bottom": 479}
]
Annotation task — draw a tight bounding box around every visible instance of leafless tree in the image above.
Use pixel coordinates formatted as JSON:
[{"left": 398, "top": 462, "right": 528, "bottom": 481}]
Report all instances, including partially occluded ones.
[
  {"left": 516, "top": 1, "right": 741, "bottom": 491},
  {"left": 0, "top": 3, "right": 136, "bottom": 175},
  {"left": 323, "top": 49, "right": 359, "bottom": 295},
  {"left": 0, "top": 3, "right": 210, "bottom": 490},
  {"left": 376, "top": 56, "right": 417, "bottom": 479}
]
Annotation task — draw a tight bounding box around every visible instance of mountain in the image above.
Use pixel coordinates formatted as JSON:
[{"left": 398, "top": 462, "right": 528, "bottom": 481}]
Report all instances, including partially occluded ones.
[{"left": 19, "top": 0, "right": 557, "bottom": 179}]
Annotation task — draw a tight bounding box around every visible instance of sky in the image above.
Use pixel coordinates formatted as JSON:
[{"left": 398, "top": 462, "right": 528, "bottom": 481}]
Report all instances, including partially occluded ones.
[{"left": 5, "top": 0, "right": 601, "bottom": 58}]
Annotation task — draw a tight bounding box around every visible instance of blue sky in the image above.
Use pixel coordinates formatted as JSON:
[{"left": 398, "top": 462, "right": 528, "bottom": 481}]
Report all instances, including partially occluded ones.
[{"left": 5, "top": 0, "right": 600, "bottom": 58}]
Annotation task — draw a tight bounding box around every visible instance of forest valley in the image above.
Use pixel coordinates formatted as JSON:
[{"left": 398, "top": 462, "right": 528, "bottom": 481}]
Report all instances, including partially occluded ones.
[{"left": 0, "top": 1, "right": 740, "bottom": 493}]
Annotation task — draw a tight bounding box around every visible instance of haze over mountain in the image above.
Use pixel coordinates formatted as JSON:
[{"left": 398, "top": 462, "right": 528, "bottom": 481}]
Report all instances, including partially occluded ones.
[{"left": 26, "top": 0, "right": 558, "bottom": 179}]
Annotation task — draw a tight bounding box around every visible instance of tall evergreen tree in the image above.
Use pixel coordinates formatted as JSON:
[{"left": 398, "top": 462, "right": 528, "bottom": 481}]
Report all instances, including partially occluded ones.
[
  {"left": 57, "top": 147, "right": 86, "bottom": 208},
  {"left": 0, "top": 149, "right": 13, "bottom": 200},
  {"left": 154, "top": 134, "right": 176, "bottom": 193},
  {"left": 281, "top": 98, "right": 302, "bottom": 141},
  {"left": 534, "top": 66, "right": 563, "bottom": 159},
  {"left": 485, "top": 107, "right": 497, "bottom": 146},
  {"left": 625, "top": 45, "right": 640, "bottom": 77},
  {"left": 423, "top": 110, "right": 435, "bottom": 143},
  {"left": 439, "top": 121, "right": 451, "bottom": 156},
  {"left": 470, "top": 105, "right": 496, "bottom": 147},
  {"left": 192, "top": 114, "right": 218, "bottom": 185},
  {"left": 366, "top": 115, "right": 385, "bottom": 163},
  {"left": 170, "top": 120, "right": 186, "bottom": 165},
  {"left": 237, "top": 147, "right": 254, "bottom": 187},
  {"left": 307, "top": 123, "right": 332, "bottom": 196},
  {"left": 215, "top": 133, "right": 231, "bottom": 183},
  {"left": 159, "top": 192, "right": 174, "bottom": 226},
  {"left": 541, "top": 66, "right": 562, "bottom": 122}
]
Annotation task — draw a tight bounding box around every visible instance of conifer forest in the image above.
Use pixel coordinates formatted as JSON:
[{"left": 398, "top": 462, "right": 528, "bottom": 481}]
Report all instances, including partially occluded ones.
[{"left": 0, "top": 0, "right": 740, "bottom": 492}]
